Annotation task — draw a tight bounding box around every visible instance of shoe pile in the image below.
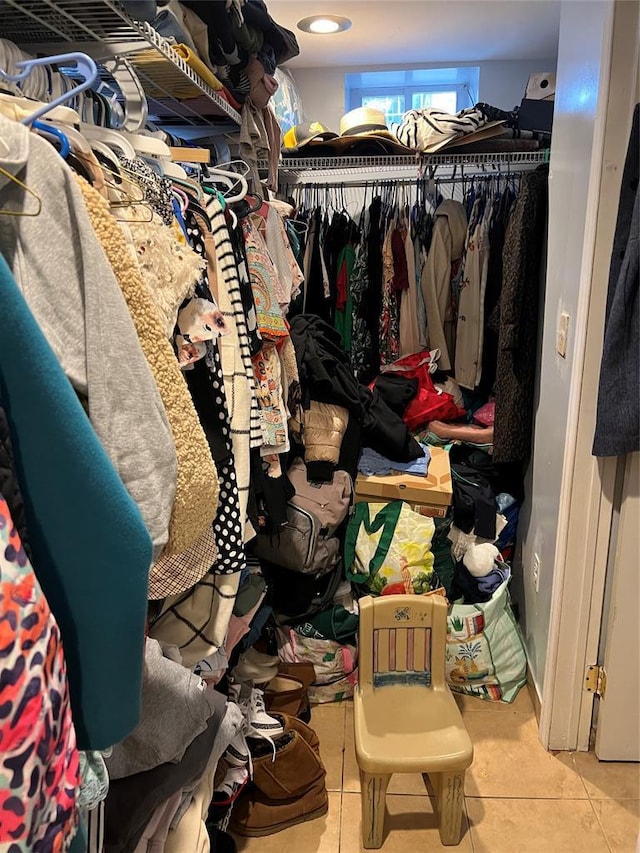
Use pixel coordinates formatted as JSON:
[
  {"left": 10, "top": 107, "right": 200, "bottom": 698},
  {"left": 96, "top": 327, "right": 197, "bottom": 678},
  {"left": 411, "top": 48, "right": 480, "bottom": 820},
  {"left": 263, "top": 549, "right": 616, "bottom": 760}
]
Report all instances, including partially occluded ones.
[
  {"left": 229, "top": 713, "right": 328, "bottom": 837},
  {"left": 263, "top": 661, "right": 316, "bottom": 722}
]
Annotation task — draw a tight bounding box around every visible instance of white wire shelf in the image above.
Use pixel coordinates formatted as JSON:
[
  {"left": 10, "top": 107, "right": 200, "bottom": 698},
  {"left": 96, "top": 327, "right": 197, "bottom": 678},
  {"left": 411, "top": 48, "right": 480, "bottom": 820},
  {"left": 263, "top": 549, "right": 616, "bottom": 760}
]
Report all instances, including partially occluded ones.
[
  {"left": 0, "top": 0, "right": 241, "bottom": 126},
  {"left": 272, "top": 151, "right": 548, "bottom": 173}
]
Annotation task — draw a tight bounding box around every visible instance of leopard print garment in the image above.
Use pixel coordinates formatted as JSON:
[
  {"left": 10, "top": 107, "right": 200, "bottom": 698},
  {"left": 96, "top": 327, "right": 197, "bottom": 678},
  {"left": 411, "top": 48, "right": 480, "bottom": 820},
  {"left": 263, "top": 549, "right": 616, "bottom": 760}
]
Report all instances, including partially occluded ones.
[{"left": 0, "top": 496, "right": 79, "bottom": 851}]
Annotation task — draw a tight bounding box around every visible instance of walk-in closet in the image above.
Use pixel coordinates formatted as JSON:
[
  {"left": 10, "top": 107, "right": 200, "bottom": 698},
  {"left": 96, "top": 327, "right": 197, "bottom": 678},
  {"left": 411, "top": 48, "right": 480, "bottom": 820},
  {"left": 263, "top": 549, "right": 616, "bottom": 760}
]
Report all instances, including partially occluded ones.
[{"left": 0, "top": 1, "right": 637, "bottom": 851}]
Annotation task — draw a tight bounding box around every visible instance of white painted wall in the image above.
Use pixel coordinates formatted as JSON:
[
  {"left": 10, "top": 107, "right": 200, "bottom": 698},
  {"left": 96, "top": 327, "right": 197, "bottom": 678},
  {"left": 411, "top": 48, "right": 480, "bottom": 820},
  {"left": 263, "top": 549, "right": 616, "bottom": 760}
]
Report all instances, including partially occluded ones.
[
  {"left": 289, "top": 59, "right": 557, "bottom": 131},
  {"left": 517, "top": 0, "right": 613, "bottom": 697}
]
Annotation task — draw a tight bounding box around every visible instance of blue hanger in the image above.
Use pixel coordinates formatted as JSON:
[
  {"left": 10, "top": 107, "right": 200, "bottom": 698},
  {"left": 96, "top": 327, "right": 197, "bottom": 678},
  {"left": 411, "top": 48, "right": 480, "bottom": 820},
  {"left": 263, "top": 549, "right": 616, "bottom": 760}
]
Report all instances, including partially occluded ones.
[
  {"left": 31, "top": 120, "right": 71, "bottom": 159},
  {"left": 0, "top": 52, "right": 98, "bottom": 126}
]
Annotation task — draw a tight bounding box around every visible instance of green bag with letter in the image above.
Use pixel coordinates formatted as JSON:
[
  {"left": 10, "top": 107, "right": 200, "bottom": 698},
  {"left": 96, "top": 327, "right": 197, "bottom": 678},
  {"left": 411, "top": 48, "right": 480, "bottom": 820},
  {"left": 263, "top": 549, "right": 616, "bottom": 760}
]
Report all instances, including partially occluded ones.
[{"left": 344, "top": 501, "right": 435, "bottom": 595}]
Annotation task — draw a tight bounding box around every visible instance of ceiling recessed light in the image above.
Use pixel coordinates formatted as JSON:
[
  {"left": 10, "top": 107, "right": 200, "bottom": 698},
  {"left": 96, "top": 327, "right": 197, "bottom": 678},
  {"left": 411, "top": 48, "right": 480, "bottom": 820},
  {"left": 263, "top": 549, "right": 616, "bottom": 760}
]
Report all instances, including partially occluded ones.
[{"left": 297, "top": 15, "right": 352, "bottom": 35}]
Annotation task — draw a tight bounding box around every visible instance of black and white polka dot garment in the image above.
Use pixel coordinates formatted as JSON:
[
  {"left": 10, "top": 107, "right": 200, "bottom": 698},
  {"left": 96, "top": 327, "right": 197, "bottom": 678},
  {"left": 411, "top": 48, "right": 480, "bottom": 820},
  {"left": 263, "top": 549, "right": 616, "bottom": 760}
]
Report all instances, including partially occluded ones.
[
  {"left": 205, "top": 342, "right": 247, "bottom": 576},
  {"left": 183, "top": 209, "right": 246, "bottom": 576},
  {"left": 206, "top": 197, "right": 263, "bottom": 449}
]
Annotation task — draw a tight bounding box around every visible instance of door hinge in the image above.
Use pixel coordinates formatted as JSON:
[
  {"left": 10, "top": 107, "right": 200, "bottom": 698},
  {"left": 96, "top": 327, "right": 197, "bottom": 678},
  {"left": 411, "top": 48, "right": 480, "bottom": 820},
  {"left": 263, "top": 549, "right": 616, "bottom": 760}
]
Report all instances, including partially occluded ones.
[{"left": 584, "top": 664, "right": 607, "bottom": 698}]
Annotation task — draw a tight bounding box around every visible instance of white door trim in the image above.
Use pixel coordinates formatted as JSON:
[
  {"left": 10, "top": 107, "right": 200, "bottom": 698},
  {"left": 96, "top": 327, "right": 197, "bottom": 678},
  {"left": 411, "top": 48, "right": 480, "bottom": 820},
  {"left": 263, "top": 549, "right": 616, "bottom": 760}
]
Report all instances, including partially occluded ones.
[{"left": 539, "top": 0, "right": 639, "bottom": 751}]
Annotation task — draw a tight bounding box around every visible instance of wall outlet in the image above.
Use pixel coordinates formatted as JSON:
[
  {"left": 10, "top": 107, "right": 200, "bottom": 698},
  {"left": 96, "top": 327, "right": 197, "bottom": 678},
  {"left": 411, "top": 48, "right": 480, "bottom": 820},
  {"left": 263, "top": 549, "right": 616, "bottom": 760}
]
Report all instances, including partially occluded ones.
[
  {"left": 532, "top": 553, "right": 541, "bottom": 593},
  {"left": 556, "top": 311, "right": 570, "bottom": 358}
]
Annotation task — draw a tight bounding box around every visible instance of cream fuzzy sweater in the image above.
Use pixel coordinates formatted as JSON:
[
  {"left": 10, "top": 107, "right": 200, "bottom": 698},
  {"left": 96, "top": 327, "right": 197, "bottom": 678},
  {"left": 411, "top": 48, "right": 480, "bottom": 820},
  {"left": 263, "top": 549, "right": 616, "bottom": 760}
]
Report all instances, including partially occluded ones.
[{"left": 76, "top": 176, "right": 219, "bottom": 598}]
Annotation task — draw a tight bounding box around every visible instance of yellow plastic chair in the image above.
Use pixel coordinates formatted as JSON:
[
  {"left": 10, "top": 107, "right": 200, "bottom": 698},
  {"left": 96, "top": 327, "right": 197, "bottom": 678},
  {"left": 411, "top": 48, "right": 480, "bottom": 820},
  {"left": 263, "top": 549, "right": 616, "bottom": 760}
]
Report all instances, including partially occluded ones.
[{"left": 354, "top": 594, "right": 473, "bottom": 848}]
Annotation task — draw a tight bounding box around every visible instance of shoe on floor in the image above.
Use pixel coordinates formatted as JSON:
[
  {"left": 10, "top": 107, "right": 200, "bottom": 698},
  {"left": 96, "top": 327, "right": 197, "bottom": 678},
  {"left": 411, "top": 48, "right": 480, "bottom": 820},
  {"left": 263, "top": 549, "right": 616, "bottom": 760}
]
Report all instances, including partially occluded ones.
[
  {"left": 245, "top": 687, "right": 284, "bottom": 739},
  {"left": 212, "top": 765, "right": 249, "bottom": 807},
  {"left": 229, "top": 773, "right": 329, "bottom": 837},
  {"left": 225, "top": 730, "right": 250, "bottom": 769},
  {"left": 264, "top": 674, "right": 306, "bottom": 717}
]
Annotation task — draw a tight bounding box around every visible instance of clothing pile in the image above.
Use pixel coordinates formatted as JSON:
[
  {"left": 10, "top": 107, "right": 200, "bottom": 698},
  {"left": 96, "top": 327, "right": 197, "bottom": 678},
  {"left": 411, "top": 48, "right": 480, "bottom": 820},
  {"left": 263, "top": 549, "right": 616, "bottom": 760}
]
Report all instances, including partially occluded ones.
[
  {"left": 124, "top": 0, "right": 299, "bottom": 111},
  {"left": 281, "top": 103, "right": 545, "bottom": 160},
  {"left": 450, "top": 544, "right": 511, "bottom": 604}
]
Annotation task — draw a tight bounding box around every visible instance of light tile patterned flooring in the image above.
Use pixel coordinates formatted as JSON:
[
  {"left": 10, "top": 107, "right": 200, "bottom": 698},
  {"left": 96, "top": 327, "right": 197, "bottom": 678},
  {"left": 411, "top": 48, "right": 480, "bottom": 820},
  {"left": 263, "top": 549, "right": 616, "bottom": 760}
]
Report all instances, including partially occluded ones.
[{"left": 233, "top": 687, "right": 639, "bottom": 852}]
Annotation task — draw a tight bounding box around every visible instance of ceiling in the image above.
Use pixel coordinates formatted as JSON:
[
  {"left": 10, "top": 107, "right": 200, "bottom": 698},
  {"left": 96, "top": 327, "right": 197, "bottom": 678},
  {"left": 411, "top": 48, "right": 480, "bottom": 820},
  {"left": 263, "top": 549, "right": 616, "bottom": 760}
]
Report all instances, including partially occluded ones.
[{"left": 268, "top": 0, "right": 561, "bottom": 68}]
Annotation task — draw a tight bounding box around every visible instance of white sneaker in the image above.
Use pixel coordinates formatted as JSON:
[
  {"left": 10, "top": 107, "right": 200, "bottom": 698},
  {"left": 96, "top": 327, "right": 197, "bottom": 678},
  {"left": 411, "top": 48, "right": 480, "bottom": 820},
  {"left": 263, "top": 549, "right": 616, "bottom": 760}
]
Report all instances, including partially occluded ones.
[
  {"left": 245, "top": 688, "right": 284, "bottom": 739},
  {"left": 225, "top": 730, "right": 250, "bottom": 768},
  {"left": 213, "top": 766, "right": 249, "bottom": 805}
]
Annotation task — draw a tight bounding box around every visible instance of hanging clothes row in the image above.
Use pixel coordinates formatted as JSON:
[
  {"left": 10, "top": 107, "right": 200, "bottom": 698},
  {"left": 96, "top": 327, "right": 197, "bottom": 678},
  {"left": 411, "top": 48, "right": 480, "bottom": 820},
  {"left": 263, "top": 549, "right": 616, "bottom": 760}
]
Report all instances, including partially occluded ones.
[
  {"left": 284, "top": 165, "right": 548, "bottom": 466},
  {"left": 0, "top": 69, "right": 315, "bottom": 848}
]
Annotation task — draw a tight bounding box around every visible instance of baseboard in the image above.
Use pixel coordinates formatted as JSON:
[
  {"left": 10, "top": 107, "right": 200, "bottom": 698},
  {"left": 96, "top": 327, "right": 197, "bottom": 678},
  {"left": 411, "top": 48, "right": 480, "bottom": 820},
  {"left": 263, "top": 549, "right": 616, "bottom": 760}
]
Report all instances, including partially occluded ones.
[{"left": 526, "top": 663, "right": 542, "bottom": 723}]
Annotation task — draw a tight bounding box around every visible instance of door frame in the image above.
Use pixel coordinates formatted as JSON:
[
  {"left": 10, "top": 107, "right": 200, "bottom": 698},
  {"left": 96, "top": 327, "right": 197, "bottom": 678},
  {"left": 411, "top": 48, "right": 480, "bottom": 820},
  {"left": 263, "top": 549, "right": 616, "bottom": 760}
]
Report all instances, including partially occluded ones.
[{"left": 539, "top": 0, "right": 639, "bottom": 752}]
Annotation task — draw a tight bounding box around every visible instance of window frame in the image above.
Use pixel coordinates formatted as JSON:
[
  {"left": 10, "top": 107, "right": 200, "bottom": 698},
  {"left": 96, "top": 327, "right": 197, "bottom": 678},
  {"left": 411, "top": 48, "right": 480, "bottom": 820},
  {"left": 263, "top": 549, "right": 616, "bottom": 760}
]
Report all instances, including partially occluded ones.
[{"left": 345, "top": 67, "right": 480, "bottom": 125}]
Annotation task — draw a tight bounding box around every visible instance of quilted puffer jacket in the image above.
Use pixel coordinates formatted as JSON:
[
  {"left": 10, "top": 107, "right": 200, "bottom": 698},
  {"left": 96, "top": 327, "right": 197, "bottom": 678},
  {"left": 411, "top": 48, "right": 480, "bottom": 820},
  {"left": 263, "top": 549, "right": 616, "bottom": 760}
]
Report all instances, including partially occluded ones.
[{"left": 303, "top": 401, "right": 349, "bottom": 482}]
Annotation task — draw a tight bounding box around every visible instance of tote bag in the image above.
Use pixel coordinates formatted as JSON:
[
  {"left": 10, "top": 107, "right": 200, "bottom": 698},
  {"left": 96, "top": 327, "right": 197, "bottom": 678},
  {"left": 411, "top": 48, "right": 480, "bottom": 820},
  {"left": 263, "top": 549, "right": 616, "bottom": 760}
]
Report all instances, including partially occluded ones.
[
  {"left": 344, "top": 501, "right": 435, "bottom": 595},
  {"left": 446, "top": 578, "right": 526, "bottom": 703}
]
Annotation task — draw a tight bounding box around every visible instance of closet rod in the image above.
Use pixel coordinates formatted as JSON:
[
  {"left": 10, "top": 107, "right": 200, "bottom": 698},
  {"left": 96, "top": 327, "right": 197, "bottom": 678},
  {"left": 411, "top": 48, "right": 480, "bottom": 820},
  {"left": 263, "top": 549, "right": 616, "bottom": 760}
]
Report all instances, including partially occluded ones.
[{"left": 283, "top": 171, "right": 531, "bottom": 190}]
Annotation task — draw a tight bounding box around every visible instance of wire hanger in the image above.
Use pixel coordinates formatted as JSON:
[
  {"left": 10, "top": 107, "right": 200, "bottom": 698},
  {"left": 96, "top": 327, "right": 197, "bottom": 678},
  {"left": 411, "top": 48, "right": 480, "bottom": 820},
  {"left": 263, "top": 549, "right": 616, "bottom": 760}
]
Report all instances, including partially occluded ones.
[
  {"left": 0, "top": 164, "right": 42, "bottom": 217},
  {"left": 0, "top": 52, "right": 98, "bottom": 126}
]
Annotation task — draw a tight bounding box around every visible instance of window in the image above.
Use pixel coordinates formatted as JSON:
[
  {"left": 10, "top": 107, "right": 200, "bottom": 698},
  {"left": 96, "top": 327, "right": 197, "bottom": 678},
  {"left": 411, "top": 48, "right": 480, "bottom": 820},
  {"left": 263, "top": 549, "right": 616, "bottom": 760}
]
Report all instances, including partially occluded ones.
[{"left": 345, "top": 67, "right": 480, "bottom": 128}]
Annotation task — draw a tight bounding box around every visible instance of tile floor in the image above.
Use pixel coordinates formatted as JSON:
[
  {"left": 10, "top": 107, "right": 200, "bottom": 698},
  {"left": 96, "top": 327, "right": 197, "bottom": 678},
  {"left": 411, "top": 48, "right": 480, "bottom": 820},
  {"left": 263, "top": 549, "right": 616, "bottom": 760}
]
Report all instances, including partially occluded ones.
[{"left": 233, "top": 686, "right": 639, "bottom": 852}]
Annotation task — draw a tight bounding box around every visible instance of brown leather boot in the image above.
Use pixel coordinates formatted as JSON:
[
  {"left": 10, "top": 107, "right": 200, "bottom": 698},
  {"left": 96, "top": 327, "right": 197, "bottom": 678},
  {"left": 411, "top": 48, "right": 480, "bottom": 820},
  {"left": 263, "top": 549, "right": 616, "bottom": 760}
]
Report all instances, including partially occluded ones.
[
  {"left": 278, "top": 661, "right": 316, "bottom": 691},
  {"left": 250, "top": 730, "right": 325, "bottom": 801},
  {"left": 263, "top": 674, "right": 306, "bottom": 717},
  {"left": 277, "top": 661, "right": 316, "bottom": 721},
  {"left": 230, "top": 774, "right": 329, "bottom": 837},
  {"left": 269, "top": 712, "right": 321, "bottom": 757}
]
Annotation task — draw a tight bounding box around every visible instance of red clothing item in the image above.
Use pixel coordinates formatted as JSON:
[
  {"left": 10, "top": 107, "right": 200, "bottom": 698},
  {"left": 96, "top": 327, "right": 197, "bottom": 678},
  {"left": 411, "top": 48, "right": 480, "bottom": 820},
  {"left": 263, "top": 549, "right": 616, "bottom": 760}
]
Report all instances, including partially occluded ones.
[
  {"left": 336, "top": 256, "right": 349, "bottom": 311},
  {"left": 391, "top": 228, "right": 409, "bottom": 291},
  {"left": 376, "top": 350, "right": 465, "bottom": 430}
]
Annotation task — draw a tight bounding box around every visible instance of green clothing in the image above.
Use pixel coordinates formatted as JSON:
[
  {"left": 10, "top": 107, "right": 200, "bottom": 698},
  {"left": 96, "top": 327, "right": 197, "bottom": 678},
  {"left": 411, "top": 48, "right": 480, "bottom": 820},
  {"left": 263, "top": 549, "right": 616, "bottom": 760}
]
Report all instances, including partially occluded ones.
[{"left": 335, "top": 244, "right": 355, "bottom": 353}]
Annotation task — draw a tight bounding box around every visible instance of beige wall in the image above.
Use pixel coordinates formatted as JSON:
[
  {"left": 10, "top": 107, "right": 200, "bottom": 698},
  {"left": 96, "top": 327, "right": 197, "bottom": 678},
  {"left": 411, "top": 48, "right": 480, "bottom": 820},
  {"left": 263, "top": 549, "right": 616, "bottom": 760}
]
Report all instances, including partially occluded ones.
[
  {"left": 516, "top": 0, "right": 613, "bottom": 697},
  {"left": 289, "top": 59, "right": 557, "bottom": 131}
]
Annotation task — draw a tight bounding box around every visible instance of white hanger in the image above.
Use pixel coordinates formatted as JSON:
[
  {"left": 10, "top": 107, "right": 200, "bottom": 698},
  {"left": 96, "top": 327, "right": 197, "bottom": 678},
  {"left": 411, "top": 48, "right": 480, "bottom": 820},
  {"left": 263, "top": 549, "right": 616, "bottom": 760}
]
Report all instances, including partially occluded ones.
[
  {"left": 88, "top": 140, "right": 123, "bottom": 172},
  {"left": 46, "top": 119, "right": 93, "bottom": 155},
  {"left": 0, "top": 92, "right": 80, "bottom": 124},
  {"left": 122, "top": 131, "right": 172, "bottom": 161},
  {"left": 163, "top": 160, "right": 188, "bottom": 181},
  {"left": 80, "top": 124, "right": 137, "bottom": 159},
  {"left": 204, "top": 166, "right": 248, "bottom": 203}
]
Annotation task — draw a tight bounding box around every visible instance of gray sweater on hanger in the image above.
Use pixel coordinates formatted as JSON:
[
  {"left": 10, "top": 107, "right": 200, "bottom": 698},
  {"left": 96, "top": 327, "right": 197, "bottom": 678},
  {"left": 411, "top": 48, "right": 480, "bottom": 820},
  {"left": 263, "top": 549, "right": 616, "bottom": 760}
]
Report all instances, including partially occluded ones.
[{"left": 0, "top": 113, "right": 177, "bottom": 559}]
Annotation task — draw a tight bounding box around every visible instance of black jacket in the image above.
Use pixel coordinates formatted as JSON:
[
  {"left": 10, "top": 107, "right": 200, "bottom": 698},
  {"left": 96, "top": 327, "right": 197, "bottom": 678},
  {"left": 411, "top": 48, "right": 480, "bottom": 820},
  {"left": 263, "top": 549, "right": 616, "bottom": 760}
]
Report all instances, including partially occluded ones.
[
  {"left": 289, "top": 314, "right": 362, "bottom": 415},
  {"left": 289, "top": 315, "right": 422, "bottom": 463}
]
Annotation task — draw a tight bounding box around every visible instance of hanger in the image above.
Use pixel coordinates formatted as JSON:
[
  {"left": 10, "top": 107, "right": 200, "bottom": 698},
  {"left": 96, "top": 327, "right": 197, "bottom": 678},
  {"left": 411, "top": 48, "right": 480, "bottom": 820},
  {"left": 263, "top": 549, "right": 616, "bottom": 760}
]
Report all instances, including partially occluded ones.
[
  {"left": 173, "top": 176, "right": 203, "bottom": 203},
  {"left": 163, "top": 160, "right": 188, "bottom": 181},
  {"left": 0, "top": 163, "right": 42, "bottom": 217},
  {"left": 31, "top": 119, "right": 70, "bottom": 158},
  {"left": 0, "top": 52, "right": 98, "bottom": 126},
  {"left": 122, "top": 131, "right": 172, "bottom": 163},
  {"left": 172, "top": 186, "right": 189, "bottom": 215},
  {"left": 204, "top": 165, "right": 248, "bottom": 203},
  {"left": 47, "top": 119, "right": 93, "bottom": 156},
  {"left": 81, "top": 125, "right": 138, "bottom": 159},
  {"left": 0, "top": 92, "right": 80, "bottom": 125}
]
